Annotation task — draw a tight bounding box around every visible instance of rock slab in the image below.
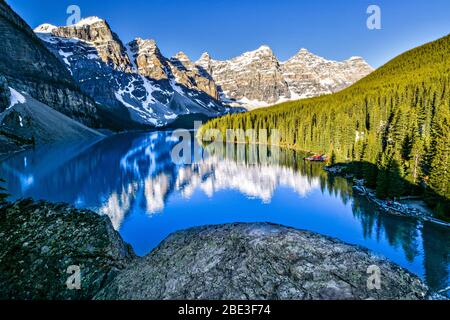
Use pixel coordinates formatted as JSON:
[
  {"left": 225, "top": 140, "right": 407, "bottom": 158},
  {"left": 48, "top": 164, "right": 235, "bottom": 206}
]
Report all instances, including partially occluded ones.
[
  {"left": 96, "top": 223, "right": 428, "bottom": 300},
  {"left": 0, "top": 199, "right": 135, "bottom": 300}
]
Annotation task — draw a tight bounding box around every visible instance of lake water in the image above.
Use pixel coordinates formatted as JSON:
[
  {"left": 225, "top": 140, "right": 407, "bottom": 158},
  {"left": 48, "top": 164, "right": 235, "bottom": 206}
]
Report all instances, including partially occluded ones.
[{"left": 1, "top": 131, "right": 449, "bottom": 296}]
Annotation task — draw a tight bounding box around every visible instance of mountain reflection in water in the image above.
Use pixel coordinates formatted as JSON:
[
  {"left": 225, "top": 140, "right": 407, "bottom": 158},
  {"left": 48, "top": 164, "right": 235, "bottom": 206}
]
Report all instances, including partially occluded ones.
[{"left": 1, "top": 131, "right": 449, "bottom": 295}]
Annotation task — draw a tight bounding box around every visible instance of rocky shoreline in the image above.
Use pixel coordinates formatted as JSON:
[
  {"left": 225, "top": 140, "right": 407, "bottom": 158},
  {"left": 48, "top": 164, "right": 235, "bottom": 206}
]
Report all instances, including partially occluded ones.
[
  {"left": 0, "top": 199, "right": 436, "bottom": 300},
  {"left": 324, "top": 165, "right": 450, "bottom": 228}
]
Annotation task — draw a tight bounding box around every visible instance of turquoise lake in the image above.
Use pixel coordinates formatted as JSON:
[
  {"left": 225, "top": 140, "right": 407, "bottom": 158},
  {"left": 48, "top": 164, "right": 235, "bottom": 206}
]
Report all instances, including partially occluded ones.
[{"left": 1, "top": 131, "right": 449, "bottom": 296}]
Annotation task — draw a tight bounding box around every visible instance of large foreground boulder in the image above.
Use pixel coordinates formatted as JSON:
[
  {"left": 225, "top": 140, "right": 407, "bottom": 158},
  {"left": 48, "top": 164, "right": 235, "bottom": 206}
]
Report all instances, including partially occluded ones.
[
  {"left": 0, "top": 199, "right": 431, "bottom": 300},
  {"left": 0, "top": 199, "right": 135, "bottom": 300},
  {"left": 95, "top": 223, "right": 428, "bottom": 300}
]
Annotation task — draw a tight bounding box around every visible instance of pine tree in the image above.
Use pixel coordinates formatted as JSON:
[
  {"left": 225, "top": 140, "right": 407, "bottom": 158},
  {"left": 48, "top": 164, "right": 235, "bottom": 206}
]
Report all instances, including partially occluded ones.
[
  {"left": 0, "top": 178, "right": 8, "bottom": 205},
  {"left": 428, "top": 111, "right": 450, "bottom": 200},
  {"left": 329, "top": 150, "right": 337, "bottom": 166},
  {"left": 376, "top": 152, "right": 390, "bottom": 199},
  {"left": 388, "top": 159, "right": 406, "bottom": 198},
  {"left": 363, "top": 162, "right": 378, "bottom": 189}
]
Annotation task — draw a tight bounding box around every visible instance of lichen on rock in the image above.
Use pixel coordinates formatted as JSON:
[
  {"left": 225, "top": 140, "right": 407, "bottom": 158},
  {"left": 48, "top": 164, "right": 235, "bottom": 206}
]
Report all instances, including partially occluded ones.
[
  {"left": 0, "top": 199, "right": 135, "bottom": 300},
  {"left": 0, "top": 200, "right": 431, "bottom": 300},
  {"left": 95, "top": 223, "right": 428, "bottom": 300}
]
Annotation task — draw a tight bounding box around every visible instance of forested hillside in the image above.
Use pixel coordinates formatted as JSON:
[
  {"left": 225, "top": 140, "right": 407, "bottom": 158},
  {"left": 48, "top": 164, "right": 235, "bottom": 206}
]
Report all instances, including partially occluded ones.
[{"left": 200, "top": 34, "right": 450, "bottom": 219}]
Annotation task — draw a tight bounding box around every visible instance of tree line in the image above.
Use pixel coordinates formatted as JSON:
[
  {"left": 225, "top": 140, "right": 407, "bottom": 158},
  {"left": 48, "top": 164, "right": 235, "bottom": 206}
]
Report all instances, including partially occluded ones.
[{"left": 200, "top": 34, "right": 450, "bottom": 220}]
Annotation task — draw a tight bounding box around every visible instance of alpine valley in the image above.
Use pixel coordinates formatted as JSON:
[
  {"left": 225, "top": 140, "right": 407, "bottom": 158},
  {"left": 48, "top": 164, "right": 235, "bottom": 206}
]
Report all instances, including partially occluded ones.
[
  {"left": 0, "top": 0, "right": 373, "bottom": 157},
  {"left": 1, "top": 0, "right": 450, "bottom": 302}
]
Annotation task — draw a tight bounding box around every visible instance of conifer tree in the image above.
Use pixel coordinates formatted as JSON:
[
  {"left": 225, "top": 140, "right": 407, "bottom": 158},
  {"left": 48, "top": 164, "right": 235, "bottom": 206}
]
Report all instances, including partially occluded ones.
[{"left": 0, "top": 178, "right": 8, "bottom": 205}]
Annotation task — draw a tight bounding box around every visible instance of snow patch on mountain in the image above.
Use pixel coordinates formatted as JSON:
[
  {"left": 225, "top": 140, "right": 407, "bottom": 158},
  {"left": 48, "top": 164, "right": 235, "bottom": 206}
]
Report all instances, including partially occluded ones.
[
  {"left": 34, "top": 21, "right": 231, "bottom": 127},
  {"left": 34, "top": 23, "right": 57, "bottom": 33},
  {"left": 196, "top": 45, "right": 374, "bottom": 109},
  {"left": 73, "top": 16, "right": 104, "bottom": 27},
  {"left": 34, "top": 16, "right": 372, "bottom": 119},
  {"left": 58, "top": 49, "right": 73, "bottom": 67},
  {"left": 8, "top": 87, "right": 26, "bottom": 109}
]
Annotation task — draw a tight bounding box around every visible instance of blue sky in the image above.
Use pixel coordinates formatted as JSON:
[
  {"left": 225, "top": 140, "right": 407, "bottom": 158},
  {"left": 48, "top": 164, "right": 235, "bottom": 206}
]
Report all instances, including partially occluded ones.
[{"left": 7, "top": 0, "right": 450, "bottom": 68}]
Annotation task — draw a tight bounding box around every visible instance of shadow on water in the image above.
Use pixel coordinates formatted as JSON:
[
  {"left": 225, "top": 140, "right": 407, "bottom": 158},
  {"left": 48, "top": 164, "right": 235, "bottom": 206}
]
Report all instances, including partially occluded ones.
[
  {"left": 1, "top": 131, "right": 449, "bottom": 295},
  {"left": 339, "top": 161, "right": 450, "bottom": 221}
]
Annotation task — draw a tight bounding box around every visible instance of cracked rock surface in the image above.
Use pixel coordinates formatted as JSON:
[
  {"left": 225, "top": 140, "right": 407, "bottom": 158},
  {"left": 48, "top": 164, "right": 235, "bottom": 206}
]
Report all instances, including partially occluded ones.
[
  {"left": 0, "top": 199, "right": 135, "bottom": 300},
  {"left": 0, "top": 199, "right": 429, "bottom": 300},
  {"left": 95, "top": 223, "right": 428, "bottom": 300}
]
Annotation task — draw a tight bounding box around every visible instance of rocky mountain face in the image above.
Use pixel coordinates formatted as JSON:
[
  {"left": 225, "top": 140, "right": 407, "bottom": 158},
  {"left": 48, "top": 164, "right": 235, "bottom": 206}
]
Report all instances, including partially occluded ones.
[
  {"left": 169, "top": 51, "right": 219, "bottom": 99},
  {"left": 129, "top": 39, "right": 219, "bottom": 99},
  {"left": 196, "top": 46, "right": 374, "bottom": 108},
  {"left": 281, "top": 49, "right": 374, "bottom": 99},
  {"left": 34, "top": 15, "right": 372, "bottom": 121},
  {"left": 197, "top": 46, "right": 291, "bottom": 106},
  {"left": 128, "top": 38, "right": 167, "bottom": 80},
  {"left": 0, "top": 1, "right": 99, "bottom": 127},
  {"left": 0, "top": 75, "right": 9, "bottom": 113},
  {"left": 50, "top": 17, "right": 132, "bottom": 72},
  {"left": 34, "top": 18, "right": 229, "bottom": 127},
  {"left": 0, "top": 78, "right": 104, "bottom": 158},
  {"left": 0, "top": 90, "right": 104, "bottom": 145}
]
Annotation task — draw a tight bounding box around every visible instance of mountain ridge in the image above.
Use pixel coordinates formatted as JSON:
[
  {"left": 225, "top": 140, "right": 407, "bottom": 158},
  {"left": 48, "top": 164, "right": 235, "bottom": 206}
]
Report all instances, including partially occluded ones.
[
  {"left": 34, "top": 15, "right": 372, "bottom": 114},
  {"left": 195, "top": 45, "right": 374, "bottom": 108},
  {"left": 34, "top": 17, "right": 230, "bottom": 126}
]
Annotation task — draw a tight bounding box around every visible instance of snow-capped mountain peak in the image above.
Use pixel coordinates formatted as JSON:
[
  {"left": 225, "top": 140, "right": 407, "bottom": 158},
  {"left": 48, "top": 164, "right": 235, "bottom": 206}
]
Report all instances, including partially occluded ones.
[
  {"left": 129, "top": 38, "right": 161, "bottom": 62},
  {"left": 348, "top": 56, "right": 364, "bottom": 61},
  {"left": 173, "top": 51, "right": 191, "bottom": 63},
  {"left": 196, "top": 52, "right": 214, "bottom": 69},
  {"left": 198, "top": 52, "right": 211, "bottom": 61},
  {"left": 194, "top": 46, "right": 374, "bottom": 109},
  {"left": 72, "top": 16, "right": 105, "bottom": 27},
  {"left": 33, "top": 14, "right": 373, "bottom": 118},
  {"left": 242, "top": 45, "right": 275, "bottom": 58},
  {"left": 129, "top": 38, "right": 160, "bottom": 56},
  {"left": 33, "top": 20, "right": 229, "bottom": 127},
  {"left": 34, "top": 23, "right": 57, "bottom": 33},
  {"left": 255, "top": 45, "right": 272, "bottom": 53},
  {"left": 285, "top": 48, "right": 329, "bottom": 64}
]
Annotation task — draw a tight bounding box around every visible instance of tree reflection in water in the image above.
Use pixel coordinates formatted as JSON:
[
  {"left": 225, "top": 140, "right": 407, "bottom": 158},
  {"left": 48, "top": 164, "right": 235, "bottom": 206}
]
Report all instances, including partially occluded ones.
[{"left": 1, "top": 131, "right": 449, "bottom": 295}]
